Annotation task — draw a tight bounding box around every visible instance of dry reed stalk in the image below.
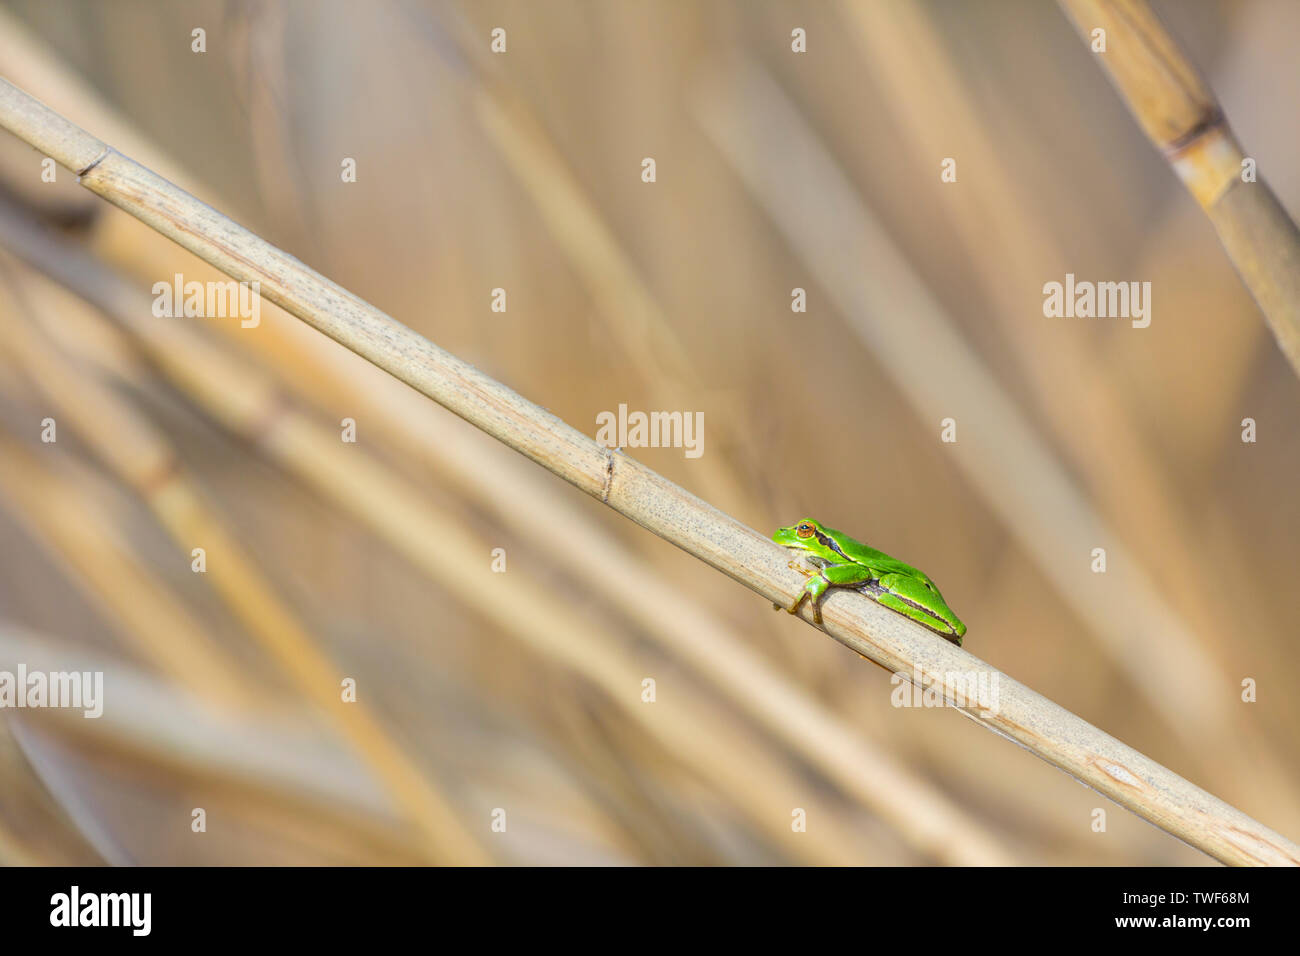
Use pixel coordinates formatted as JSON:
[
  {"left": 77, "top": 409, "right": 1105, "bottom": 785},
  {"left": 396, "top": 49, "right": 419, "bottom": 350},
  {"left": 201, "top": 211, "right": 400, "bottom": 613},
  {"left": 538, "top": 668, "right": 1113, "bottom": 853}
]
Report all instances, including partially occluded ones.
[
  {"left": 0, "top": 266, "right": 488, "bottom": 865},
  {"left": 1058, "top": 0, "right": 1300, "bottom": 377},
  {"left": 0, "top": 202, "right": 1015, "bottom": 864},
  {"left": 1, "top": 79, "right": 1296, "bottom": 865}
]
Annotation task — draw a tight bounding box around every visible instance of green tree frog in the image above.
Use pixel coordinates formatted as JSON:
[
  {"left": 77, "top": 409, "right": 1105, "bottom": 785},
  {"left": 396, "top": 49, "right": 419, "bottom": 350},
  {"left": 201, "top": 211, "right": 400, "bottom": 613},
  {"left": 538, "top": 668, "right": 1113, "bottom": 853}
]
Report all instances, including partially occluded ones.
[{"left": 773, "top": 518, "right": 967, "bottom": 645}]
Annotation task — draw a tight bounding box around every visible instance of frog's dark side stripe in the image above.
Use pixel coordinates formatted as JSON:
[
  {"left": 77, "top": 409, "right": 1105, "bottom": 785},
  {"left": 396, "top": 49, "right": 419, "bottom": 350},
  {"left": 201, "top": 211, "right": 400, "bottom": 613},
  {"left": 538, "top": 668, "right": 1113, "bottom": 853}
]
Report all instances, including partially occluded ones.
[
  {"left": 814, "top": 529, "right": 853, "bottom": 562},
  {"left": 890, "top": 592, "right": 945, "bottom": 624},
  {"left": 864, "top": 581, "right": 949, "bottom": 629}
]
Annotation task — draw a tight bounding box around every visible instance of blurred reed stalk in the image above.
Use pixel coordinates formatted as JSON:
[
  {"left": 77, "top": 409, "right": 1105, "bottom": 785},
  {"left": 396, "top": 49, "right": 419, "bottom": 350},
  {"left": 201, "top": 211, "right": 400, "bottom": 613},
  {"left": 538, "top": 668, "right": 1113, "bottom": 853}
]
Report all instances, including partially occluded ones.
[
  {"left": 0, "top": 424, "right": 253, "bottom": 709},
  {"left": 0, "top": 263, "right": 488, "bottom": 866},
  {"left": 437, "top": 4, "right": 769, "bottom": 524},
  {"left": 1058, "top": 0, "right": 1300, "bottom": 377},
  {"left": 0, "top": 626, "right": 441, "bottom": 865},
  {"left": 1, "top": 79, "right": 1293, "bottom": 865},
  {"left": 0, "top": 711, "right": 109, "bottom": 865}
]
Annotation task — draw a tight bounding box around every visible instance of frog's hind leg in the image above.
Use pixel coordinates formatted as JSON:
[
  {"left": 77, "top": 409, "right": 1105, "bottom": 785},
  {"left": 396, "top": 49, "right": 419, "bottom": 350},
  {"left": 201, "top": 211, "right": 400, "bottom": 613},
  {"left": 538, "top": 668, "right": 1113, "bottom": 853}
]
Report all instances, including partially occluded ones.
[{"left": 873, "top": 587, "right": 962, "bottom": 645}]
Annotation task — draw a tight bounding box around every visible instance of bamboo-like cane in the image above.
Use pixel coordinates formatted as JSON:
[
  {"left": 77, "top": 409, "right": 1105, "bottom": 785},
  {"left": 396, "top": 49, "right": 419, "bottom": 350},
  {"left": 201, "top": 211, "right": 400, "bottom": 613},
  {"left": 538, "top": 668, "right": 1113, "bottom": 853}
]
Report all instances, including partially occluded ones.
[
  {"left": 1057, "top": 0, "right": 1300, "bottom": 378},
  {"left": 1, "top": 79, "right": 1295, "bottom": 865}
]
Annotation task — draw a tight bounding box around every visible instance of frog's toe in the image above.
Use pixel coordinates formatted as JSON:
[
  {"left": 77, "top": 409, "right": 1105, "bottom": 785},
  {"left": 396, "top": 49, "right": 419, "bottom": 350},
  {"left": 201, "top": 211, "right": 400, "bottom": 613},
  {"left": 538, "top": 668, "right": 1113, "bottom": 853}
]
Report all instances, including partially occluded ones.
[{"left": 784, "top": 590, "right": 810, "bottom": 616}]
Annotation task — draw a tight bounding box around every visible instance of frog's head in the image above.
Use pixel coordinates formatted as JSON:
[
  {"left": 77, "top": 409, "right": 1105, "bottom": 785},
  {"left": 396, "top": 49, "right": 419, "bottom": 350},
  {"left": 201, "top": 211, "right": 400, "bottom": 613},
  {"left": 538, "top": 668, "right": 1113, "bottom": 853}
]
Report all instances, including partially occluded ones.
[{"left": 773, "top": 518, "right": 840, "bottom": 563}]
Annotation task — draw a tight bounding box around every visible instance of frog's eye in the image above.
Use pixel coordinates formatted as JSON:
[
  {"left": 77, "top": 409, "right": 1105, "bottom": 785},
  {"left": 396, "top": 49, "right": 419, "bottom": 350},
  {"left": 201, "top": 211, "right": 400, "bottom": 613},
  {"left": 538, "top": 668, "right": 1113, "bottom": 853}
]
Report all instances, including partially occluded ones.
[{"left": 796, "top": 523, "right": 815, "bottom": 538}]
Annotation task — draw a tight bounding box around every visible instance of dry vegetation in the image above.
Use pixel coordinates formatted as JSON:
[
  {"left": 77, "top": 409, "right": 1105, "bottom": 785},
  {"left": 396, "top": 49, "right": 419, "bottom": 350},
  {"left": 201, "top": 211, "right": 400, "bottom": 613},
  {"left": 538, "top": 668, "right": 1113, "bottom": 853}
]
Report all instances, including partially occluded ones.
[{"left": 0, "top": 0, "right": 1297, "bottom": 865}]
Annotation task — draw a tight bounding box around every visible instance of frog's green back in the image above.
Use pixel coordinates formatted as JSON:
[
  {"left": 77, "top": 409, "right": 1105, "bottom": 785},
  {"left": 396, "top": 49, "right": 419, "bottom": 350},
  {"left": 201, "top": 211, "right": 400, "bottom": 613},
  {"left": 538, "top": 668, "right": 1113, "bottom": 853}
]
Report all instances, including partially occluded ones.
[{"left": 822, "top": 524, "right": 927, "bottom": 579}]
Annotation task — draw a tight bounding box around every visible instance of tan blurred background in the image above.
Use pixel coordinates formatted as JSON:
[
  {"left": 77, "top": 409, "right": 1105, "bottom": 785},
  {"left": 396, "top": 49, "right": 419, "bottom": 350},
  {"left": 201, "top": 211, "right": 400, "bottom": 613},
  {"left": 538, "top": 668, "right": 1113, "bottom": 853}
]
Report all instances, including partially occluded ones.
[{"left": 0, "top": 0, "right": 1297, "bottom": 865}]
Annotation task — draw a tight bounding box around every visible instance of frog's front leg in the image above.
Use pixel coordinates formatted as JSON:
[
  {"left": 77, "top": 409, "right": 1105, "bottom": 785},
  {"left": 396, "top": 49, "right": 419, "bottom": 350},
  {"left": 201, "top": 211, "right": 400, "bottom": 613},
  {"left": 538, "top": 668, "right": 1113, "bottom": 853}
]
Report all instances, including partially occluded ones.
[
  {"left": 780, "top": 569, "right": 829, "bottom": 621},
  {"left": 784, "top": 563, "right": 874, "bottom": 625},
  {"left": 772, "top": 561, "right": 820, "bottom": 612}
]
